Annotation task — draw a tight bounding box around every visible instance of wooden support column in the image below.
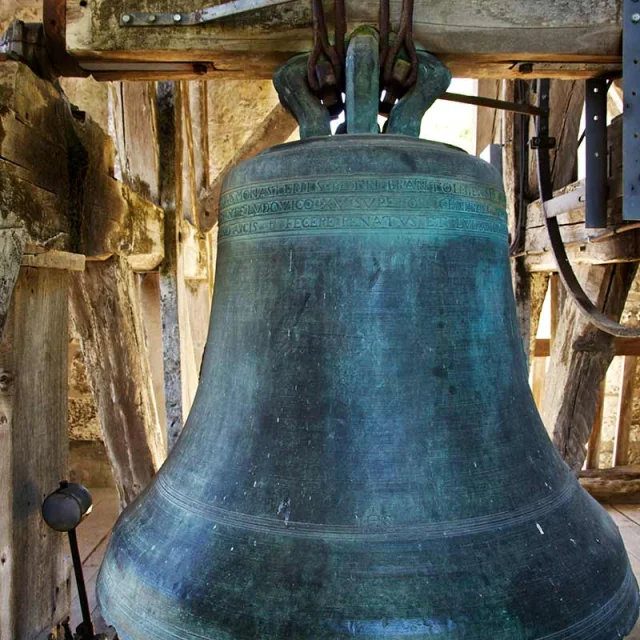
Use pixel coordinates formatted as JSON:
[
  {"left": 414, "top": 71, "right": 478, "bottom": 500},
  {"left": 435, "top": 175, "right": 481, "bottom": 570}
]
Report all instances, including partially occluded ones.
[
  {"left": 503, "top": 80, "right": 548, "bottom": 363},
  {"left": 585, "top": 381, "right": 606, "bottom": 470},
  {"left": 0, "top": 267, "right": 71, "bottom": 640},
  {"left": 614, "top": 356, "right": 639, "bottom": 467},
  {"left": 70, "top": 256, "right": 165, "bottom": 507},
  {"left": 156, "top": 81, "right": 186, "bottom": 450},
  {"left": 541, "top": 263, "right": 638, "bottom": 471}
]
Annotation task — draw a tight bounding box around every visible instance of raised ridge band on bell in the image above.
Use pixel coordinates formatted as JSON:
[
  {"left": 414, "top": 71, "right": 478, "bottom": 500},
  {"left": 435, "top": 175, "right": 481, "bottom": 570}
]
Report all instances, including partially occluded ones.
[{"left": 153, "top": 472, "right": 578, "bottom": 541}]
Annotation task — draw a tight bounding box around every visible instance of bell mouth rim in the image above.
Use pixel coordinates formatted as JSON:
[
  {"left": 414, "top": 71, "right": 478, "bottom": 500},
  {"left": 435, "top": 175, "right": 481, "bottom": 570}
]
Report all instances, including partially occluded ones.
[{"left": 259, "top": 133, "right": 468, "bottom": 157}]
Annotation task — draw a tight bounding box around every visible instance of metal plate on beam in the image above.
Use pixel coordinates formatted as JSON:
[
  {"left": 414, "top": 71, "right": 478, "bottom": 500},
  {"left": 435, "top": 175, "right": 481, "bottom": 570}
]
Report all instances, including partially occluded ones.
[
  {"left": 585, "top": 78, "right": 608, "bottom": 228},
  {"left": 624, "top": 0, "right": 640, "bottom": 219}
]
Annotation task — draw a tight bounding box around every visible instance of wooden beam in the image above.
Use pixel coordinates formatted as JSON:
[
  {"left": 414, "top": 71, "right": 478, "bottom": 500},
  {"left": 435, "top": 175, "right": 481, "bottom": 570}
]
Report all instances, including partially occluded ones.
[
  {"left": 0, "top": 267, "right": 71, "bottom": 639},
  {"left": 66, "top": 0, "right": 623, "bottom": 80},
  {"left": 523, "top": 117, "right": 637, "bottom": 271},
  {"left": 0, "top": 60, "right": 164, "bottom": 269},
  {"left": 21, "top": 250, "right": 86, "bottom": 271},
  {"left": 70, "top": 256, "right": 165, "bottom": 507},
  {"left": 536, "top": 337, "right": 640, "bottom": 357},
  {"left": 580, "top": 466, "right": 640, "bottom": 503},
  {"left": 614, "top": 356, "right": 639, "bottom": 467},
  {"left": 541, "top": 263, "right": 638, "bottom": 471}
]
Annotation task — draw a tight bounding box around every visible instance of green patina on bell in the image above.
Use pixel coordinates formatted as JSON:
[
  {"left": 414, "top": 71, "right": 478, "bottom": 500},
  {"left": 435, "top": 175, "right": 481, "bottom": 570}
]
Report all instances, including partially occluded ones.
[{"left": 97, "top": 30, "right": 640, "bottom": 639}]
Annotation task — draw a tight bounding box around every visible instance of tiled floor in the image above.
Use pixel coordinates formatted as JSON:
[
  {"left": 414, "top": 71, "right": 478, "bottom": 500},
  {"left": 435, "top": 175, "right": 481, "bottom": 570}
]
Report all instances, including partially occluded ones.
[{"left": 72, "top": 489, "right": 640, "bottom": 638}]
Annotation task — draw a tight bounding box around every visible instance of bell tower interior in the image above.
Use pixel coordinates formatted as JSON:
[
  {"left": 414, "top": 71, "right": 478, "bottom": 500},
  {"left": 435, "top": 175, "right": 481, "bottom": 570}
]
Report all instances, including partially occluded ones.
[{"left": 2, "top": 0, "right": 640, "bottom": 638}]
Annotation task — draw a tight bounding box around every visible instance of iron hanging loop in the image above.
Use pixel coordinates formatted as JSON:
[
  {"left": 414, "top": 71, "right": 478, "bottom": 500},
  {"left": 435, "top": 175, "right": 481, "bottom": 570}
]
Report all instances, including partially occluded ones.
[
  {"left": 535, "top": 78, "right": 640, "bottom": 338},
  {"left": 382, "top": 0, "right": 419, "bottom": 90},
  {"left": 379, "top": 0, "right": 390, "bottom": 72},
  {"left": 307, "top": 0, "right": 345, "bottom": 91}
]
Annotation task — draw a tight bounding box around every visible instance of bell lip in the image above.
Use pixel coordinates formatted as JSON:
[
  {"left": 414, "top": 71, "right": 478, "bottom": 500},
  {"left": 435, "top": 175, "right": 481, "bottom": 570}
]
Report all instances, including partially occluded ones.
[{"left": 257, "top": 133, "right": 468, "bottom": 158}]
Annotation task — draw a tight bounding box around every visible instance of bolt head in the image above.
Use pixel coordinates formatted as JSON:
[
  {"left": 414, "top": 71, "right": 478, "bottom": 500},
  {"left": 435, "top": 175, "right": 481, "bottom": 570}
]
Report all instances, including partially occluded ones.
[
  {"left": 121, "top": 13, "right": 131, "bottom": 23},
  {"left": 633, "top": 12, "right": 640, "bottom": 22},
  {"left": 173, "top": 13, "right": 182, "bottom": 21},
  {"left": 148, "top": 13, "right": 156, "bottom": 22}
]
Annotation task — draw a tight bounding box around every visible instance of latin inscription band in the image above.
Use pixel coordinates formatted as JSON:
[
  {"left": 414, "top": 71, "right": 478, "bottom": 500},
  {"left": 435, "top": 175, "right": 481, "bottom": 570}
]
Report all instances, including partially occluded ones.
[{"left": 219, "top": 176, "right": 507, "bottom": 242}]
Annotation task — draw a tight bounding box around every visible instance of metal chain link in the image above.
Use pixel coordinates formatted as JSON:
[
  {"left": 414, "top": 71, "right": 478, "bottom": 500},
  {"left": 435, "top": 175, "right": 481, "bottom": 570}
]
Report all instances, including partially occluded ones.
[{"left": 307, "top": 0, "right": 418, "bottom": 111}]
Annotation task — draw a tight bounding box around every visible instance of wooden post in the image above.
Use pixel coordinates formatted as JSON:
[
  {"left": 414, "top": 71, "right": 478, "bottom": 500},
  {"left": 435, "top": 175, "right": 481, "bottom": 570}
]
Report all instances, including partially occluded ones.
[
  {"left": 585, "top": 382, "right": 606, "bottom": 470},
  {"left": 138, "top": 272, "right": 168, "bottom": 437},
  {"left": 531, "top": 357, "right": 547, "bottom": 410},
  {"left": 502, "top": 80, "right": 549, "bottom": 364},
  {"left": 614, "top": 355, "right": 639, "bottom": 467},
  {"left": 70, "top": 256, "right": 165, "bottom": 507},
  {"left": 0, "top": 267, "right": 71, "bottom": 640},
  {"left": 156, "top": 81, "right": 187, "bottom": 450}
]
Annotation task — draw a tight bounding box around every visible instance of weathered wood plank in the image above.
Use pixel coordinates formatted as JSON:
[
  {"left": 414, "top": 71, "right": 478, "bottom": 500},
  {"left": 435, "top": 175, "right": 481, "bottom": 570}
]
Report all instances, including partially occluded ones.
[
  {"left": 0, "top": 228, "right": 24, "bottom": 338},
  {"left": 157, "top": 81, "right": 186, "bottom": 450},
  {"left": 541, "top": 263, "right": 638, "bottom": 471},
  {"left": 138, "top": 272, "right": 168, "bottom": 439},
  {"left": 70, "top": 256, "right": 165, "bottom": 507},
  {"left": 581, "top": 467, "right": 640, "bottom": 504},
  {"left": 585, "top": 381, "right": 606, "bottom": 470},
  {"left": 0, "top": 267, "right": 71, "bottom": 639},
  {"left": 66, "top": 0, "right": 623, "bottom": 80},
  {"left": 523, "top": 117, "right": 632, "bottom": 270},
  {"left": 72, "top": 111, "right": 165, "bottom": 270},
  {"left": 536, "top": 337, "right": 640, "bottom": 357},
  {"left": 0, "top": 60, "right": 164, "bottom": 267},
  {"left": 22, "top": 249, "right": 86, "bottom": 271},
  {"left": 531, "top": 356, "right": 546, "bottom": 410},
  {"left": 523, "top": 226, "right": 640, "bottom": 272},
  {"left": 614, "top": 356, "right": 639, "bottom": 467},
  {"left": 503, "top": 80, "right": 548, "bottom": 364}
]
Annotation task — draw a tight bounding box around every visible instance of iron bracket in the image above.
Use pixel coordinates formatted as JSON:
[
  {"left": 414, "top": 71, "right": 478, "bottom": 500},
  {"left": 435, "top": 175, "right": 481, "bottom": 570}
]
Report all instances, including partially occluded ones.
[
  {"left": 530, "top": 136, "right": 557, "bottom": 150},
  {"left": 624, "top": 0, "right": 640, "bottom": 219},
  {"left": 585, "top": 77, "right": 609, "bottom": 228},
  {"left": 119, "top": 0, "right": 297, "bottom": 27}
]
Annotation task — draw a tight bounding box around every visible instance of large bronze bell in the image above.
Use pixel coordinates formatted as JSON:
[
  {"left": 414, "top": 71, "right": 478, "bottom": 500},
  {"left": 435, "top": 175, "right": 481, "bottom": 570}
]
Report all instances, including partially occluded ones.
[{"left": 97, "top": 32, "right": 640, "bottom": 639}]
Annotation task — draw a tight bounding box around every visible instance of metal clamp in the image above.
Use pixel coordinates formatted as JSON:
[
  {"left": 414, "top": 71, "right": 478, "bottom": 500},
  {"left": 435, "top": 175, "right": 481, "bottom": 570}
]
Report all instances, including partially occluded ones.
[
  {"left": 120, "top": 0, "right": 297, "bottom": 27},
  {"left": 530, "top": 135, "right": 557, "bottom": 150}
]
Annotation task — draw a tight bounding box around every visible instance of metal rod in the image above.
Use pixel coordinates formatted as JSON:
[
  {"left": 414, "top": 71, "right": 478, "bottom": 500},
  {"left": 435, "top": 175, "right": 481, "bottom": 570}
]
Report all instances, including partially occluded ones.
[
  {"left": 585, "top": 78, "right": 609, "bottom": 228},
  {"left": 439, "top": 92, "right": 547, "bottom": 117},
  {"left": 68, "top": 528, "right": 95, "bottom": 638},
  {"left": 120, "top": 0, "right": 298, "bottom": 26}
]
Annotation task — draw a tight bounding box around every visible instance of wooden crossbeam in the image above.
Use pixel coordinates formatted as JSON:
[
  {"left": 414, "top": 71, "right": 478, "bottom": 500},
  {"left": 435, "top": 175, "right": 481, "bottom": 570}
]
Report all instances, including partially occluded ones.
[
  {"left": 0, "top": 60, "right": 164, "bottom": 270},
  {"left": 66, "top": 0, "right": 623, "bottom": 81}
]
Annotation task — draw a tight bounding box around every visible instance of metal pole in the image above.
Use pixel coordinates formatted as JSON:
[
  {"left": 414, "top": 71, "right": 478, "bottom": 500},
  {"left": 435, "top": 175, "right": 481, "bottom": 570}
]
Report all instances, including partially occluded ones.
[{"left": 68, "top": 528, "right": 95, "bottom": 638}]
